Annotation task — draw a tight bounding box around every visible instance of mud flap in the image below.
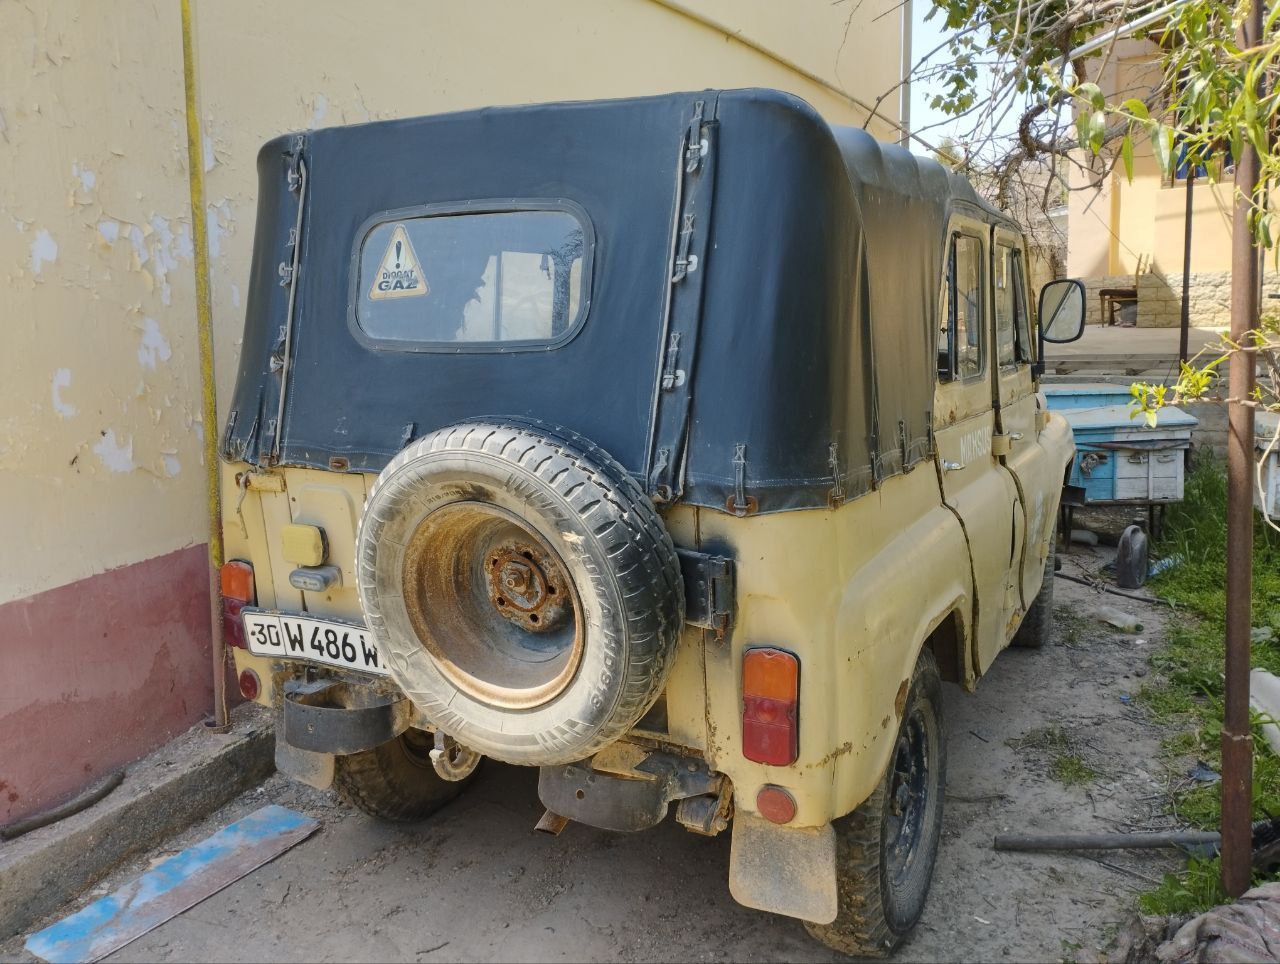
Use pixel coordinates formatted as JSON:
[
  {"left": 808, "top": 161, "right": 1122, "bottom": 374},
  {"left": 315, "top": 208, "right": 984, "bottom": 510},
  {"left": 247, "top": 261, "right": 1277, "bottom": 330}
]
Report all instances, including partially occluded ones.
[
  {"left": 275, "top": 739, "right": 335, "bottom": 790},
  {"left": 728, "top": 812, "right": 838, "bottom": 924}
]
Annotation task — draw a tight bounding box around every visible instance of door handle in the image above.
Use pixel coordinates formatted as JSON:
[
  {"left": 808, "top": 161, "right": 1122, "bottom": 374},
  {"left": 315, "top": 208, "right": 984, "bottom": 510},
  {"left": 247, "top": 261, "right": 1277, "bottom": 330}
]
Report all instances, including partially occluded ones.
[{"left": 942, "top": 460, "right": 964, "bottom": 472}]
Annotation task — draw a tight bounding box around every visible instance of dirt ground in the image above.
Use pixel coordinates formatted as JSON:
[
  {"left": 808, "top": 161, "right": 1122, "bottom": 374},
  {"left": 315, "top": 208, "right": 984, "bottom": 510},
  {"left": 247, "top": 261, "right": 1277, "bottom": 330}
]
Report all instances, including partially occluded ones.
[{"left": 6, "top": 539, "right": 1194, "bottom": 964}]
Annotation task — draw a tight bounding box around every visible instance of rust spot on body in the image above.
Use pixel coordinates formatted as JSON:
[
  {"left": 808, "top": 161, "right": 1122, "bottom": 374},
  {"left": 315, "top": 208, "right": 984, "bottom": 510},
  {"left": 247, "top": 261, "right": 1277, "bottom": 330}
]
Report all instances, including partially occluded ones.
[
  {"left": 805, "top": 741, "right": 854, "bottom": 769},
  {"left": 894, "top": 678, "right": 910, "bottom": 720}
]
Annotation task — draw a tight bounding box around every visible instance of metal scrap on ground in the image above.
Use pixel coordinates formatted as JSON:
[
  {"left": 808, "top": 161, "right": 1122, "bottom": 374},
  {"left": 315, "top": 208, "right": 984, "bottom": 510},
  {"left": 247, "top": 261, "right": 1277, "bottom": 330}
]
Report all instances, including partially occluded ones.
[{"left": 24, "top": 805, "right": 319, "bottom": 964}]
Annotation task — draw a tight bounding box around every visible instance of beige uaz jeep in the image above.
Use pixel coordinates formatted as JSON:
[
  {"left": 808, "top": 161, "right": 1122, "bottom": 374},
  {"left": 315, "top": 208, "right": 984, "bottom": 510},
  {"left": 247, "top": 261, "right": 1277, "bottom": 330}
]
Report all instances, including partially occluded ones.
[{"left": 219, "top": 89, "right": 1085, "bottom": 956}]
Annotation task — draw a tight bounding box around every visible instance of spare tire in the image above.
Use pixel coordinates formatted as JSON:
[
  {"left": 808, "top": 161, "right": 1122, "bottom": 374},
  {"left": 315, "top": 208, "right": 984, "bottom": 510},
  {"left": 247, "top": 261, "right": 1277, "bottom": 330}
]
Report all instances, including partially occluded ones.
[{"left": 356, "top": 421, "right": 684, "bottom": 766}]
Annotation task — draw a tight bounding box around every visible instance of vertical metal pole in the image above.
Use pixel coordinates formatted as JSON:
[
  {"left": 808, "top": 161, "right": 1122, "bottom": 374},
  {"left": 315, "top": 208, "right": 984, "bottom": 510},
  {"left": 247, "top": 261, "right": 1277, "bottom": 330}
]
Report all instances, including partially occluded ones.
[
  {"left": 180, "top": 0, "right": 229, "bottom": 733},
  {"left": 1220, "top": 0, "right": 1262, "bottom": 899},
  {"left": 1179, "top": 169, "right": 1194, "bottom": 365},
  {"left": 899, "top": 0, "right": 913, "bottom": 147}
]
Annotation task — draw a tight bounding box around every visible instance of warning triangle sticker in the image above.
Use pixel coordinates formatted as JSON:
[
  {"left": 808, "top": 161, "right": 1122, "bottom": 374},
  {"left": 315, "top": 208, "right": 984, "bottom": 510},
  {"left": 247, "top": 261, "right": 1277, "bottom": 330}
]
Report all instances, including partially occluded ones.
[{"left": 368, "top": 225, "right": 428, "bottom": 300}]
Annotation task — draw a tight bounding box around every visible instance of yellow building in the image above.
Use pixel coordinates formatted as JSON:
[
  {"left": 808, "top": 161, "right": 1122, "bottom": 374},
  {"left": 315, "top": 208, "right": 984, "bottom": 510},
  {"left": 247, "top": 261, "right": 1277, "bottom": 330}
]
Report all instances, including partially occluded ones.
[
  {"left": 1067, "top": 36, "right": 1279, "bottom": 328},
  {"left": 0, "top": 1, "right": 909, "bottom": 824}
]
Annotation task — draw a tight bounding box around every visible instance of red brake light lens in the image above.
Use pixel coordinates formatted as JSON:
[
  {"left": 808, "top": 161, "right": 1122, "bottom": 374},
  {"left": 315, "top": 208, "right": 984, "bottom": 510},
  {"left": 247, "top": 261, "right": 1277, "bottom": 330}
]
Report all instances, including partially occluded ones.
[
  {"left": 220, "top": 561, "right": 255, "bottom": 650},
  {"left": 238, "top": 668, "right": 261, "bottom": 701},
  {"left": 742, "top": 647, "right": 799, "bottom": 766},
  {"left": 756, "top": 785, "right": 798, "bottom": 824}
]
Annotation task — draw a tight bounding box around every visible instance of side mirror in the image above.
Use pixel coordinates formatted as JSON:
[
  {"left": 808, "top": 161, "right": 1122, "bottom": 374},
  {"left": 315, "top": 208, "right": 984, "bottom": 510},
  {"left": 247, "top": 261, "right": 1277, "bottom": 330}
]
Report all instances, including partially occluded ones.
[{"left": 1038, "top": 279, "right": 1086, "bottom": 344}]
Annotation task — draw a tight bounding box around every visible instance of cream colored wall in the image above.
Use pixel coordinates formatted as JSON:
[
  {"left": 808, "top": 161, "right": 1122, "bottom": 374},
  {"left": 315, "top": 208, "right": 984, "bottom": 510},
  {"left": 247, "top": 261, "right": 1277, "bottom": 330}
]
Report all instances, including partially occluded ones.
[
  {"left": 0, "top": 3, "right": 204, "bottom": 604},
  {"left": 1, "top": 0, "right": 904, "bottom": 606},
  {"left": 1067, "top": 39, "right": 1237, "bottom": 281}
]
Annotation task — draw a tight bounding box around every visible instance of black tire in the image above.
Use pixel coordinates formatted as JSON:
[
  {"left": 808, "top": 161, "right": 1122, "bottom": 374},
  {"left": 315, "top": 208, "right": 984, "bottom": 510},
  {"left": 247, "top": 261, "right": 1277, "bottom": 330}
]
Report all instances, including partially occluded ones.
[
  {"left": 356, "top": 420, "right": 684, "bottom": 766},
  {"left": 1012, "top": 522, "right": 1056, "bottom": 649},
  {"left": 805, "top": 649, "right": 946, "bottom": 958},
  {"left": 333, "top": 730, "right": 474, "bottom": 821}
]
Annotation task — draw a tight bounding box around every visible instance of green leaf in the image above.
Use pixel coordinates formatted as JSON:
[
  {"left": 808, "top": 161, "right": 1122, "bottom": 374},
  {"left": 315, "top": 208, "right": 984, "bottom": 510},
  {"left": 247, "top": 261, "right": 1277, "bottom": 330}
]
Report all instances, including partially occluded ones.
[
  {"left": 1121, "top": 133, "right": 1135, "bottom": 181},
  {"left": 1122, "top": 98, "right": 1150, "bottom": 121},
  {"left": 1150, "top": 123, "right": 1173, "bottom": 176},
  {"left": 1087, "top": 110, "right": 1107, "bottom": 154},
  {"left": 1078, "top": 82, "right": 1106, "bottom": 111},
  {"left": 1144, "top": 409, "right": 1159, "bottom": 428}
]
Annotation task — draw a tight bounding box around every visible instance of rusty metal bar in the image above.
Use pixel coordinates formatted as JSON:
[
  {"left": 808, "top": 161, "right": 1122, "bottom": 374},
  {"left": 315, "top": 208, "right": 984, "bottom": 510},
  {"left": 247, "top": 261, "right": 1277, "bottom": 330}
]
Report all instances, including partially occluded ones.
[
  {"left": 1179, "top": 169, "right": 1194, "bottom": 365},
  {"left": 1221, "top": 0, "right": 1263, "bottom": 899},
  {"left": 995, "top": 830, "right": 1221, "bottom": 852},
  {"left": 535, "top": 809, "right": 570, "bottom": 836}
]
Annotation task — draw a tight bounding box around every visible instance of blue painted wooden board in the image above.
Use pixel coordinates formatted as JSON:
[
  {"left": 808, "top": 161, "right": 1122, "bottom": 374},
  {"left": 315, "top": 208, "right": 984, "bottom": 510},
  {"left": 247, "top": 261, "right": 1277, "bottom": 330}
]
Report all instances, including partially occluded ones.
[
  {"left": 26, "top": 805, "right": 319, "bottom": 964},
  {"left": 1042, "top": 383, "right": 1136, "bottom": 410}
]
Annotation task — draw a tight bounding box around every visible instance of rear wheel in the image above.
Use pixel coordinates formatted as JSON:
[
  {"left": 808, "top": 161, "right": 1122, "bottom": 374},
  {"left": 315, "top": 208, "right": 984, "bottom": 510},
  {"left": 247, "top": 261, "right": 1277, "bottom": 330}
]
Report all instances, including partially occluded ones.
[
  {"left": 804, "top": 650, "right": 946, "bottom": 957},
  {"left": 333, "top": 729, "right": 475, "bottom": 822},
  {"left": 1012, "top": 522, "right": 1057, "bottom": 649}
]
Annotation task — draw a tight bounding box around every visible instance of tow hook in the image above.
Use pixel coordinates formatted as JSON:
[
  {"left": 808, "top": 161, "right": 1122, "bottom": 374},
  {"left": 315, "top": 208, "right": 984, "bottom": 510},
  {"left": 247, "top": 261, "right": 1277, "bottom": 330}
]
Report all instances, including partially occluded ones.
[{"left": 430, "top": 731, "right": 481, "bottom": 782}]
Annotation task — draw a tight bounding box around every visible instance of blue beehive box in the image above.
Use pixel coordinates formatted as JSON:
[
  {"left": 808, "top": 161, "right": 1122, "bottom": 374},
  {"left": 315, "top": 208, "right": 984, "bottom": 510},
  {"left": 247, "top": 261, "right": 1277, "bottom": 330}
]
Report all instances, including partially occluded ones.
[
  {"left": 1041, "top": 383, "right": 1134, "bottom": 410},
  {"left": 1043, "top": 384, "right": 1197, "bottom": 504}
]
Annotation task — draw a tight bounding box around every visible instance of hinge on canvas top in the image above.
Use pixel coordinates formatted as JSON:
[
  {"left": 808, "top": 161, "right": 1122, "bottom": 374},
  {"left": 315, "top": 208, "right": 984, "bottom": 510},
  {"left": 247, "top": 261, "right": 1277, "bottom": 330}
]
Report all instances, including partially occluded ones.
[
  {"left": 285, "top": 135, "right": 305, "bottom": 193},
  {"left": 671, "top": 214, "right": 698, "bottom": 283},
  {"left": 660, "top": 332, "right": 684, "bottom": 390},
  {"left": 828, "top": 441, "right": 846, "bottom": 508},
  {"left": 726, "top": 443, "right": 757, "bottom": 516},
  {"left": 684, "top": 100, "right": 708, "bottom": 173},
  {"left": 278, "top": 228, "right": 298, "bottom": 287},
  {"left": 649, "top": 447, "right": 672, "bottom": 503}
]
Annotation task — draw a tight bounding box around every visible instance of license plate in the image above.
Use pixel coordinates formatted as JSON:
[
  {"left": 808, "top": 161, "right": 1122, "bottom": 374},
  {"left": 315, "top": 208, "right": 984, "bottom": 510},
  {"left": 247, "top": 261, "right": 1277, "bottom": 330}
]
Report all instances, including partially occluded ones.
[{"left": 241, "top": 609, "right": 390, "bottom": 677}]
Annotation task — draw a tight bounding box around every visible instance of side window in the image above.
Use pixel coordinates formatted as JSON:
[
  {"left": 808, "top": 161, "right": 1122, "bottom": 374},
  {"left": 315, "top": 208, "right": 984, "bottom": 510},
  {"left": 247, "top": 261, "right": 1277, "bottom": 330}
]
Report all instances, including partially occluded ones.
[
  {"left": 1011, "top": 250, "right": 1033, "bottom": 363},
  {"left": 939, "top": 233, "right": 985, "bottom": 381},
  {"left": 994, "top": 244, "right": 1018, "bottom": 369}
]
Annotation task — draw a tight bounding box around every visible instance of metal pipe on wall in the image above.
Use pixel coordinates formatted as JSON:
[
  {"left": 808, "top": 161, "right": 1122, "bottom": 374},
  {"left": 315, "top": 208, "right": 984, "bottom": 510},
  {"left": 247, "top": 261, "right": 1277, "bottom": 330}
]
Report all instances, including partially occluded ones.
[{"left": 179, "top": 0, "right": 229, "bottom": 734}]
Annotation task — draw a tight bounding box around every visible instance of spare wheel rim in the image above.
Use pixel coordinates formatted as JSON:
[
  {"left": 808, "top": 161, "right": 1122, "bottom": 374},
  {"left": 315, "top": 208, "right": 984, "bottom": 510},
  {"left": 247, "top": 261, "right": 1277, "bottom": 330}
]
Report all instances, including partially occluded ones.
[{"left": 400, "top": 500, "right": 585, "bottom": 710}]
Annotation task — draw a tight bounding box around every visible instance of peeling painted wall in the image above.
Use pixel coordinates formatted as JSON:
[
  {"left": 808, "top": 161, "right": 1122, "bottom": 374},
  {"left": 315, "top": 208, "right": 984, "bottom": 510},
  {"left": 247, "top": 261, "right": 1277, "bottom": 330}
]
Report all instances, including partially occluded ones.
[{"left": 0, "top": 3, "right": 205, "bottom": 605}]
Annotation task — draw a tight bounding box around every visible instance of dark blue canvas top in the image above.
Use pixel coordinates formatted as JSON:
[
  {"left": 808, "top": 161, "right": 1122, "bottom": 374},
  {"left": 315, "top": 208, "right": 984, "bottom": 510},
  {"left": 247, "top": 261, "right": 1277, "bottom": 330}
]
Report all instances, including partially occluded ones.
[{"left": 222, "top": 88, "right": 1012, "bottom": 513}]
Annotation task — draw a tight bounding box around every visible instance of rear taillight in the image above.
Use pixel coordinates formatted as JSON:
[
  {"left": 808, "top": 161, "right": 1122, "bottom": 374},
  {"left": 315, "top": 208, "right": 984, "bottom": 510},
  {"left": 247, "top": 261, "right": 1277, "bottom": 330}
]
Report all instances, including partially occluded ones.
[
  {"left": 220, "top": 560, "right": 256, "bottom": 650},
  {"left": 742, "top": 647, "right": 799, "bottom": 766}
]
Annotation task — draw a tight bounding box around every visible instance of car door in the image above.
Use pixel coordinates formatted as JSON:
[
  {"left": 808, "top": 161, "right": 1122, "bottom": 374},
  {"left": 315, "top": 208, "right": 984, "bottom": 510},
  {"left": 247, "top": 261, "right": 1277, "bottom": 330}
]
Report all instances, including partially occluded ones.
[
  {"left": 933, "top": 219, "right": 1022, "bottom": 674},
  {"left": 990, "top": 228, "right": 1057, "bottom": 608}
]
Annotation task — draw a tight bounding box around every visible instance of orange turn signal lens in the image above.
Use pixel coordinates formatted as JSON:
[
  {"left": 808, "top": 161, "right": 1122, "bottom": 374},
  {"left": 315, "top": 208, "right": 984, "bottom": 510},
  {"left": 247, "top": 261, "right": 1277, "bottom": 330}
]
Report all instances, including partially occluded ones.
[
  {"left": 220, "top": 560, "right": 256, "bottom": 604},
  {"left": 220, "top": 561, "right": 255, "bottom": 650},
  {"left": 742, "top": 647, "right": 799, "bottom": 766},
  {"left": 743, "top": 647, "right": 799, "bottom": 701}
]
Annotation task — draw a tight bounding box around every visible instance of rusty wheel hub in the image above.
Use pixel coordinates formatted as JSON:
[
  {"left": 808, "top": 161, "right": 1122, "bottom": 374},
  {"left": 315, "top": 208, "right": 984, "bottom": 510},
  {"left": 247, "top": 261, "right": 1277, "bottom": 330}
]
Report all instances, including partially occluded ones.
[
  {"left": 485, "top": 543, "right": 570, "bottom": 632},
  {"left": 400, "top": 500, "right": 584, "bottom": 710}
]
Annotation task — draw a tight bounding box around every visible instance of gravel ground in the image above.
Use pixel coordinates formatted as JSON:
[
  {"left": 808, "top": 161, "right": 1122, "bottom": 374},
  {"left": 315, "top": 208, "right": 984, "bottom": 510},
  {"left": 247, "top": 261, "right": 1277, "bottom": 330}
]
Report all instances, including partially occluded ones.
[{"left": 6, "top": 540, "right": 1187, "bottom": 963}]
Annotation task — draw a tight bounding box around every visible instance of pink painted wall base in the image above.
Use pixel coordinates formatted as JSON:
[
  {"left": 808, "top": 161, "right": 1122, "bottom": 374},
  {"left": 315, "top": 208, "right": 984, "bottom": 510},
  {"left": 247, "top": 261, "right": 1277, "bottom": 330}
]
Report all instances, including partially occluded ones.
[{"left": 0, "top": 545, "right": 213, "bottom": 824}]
